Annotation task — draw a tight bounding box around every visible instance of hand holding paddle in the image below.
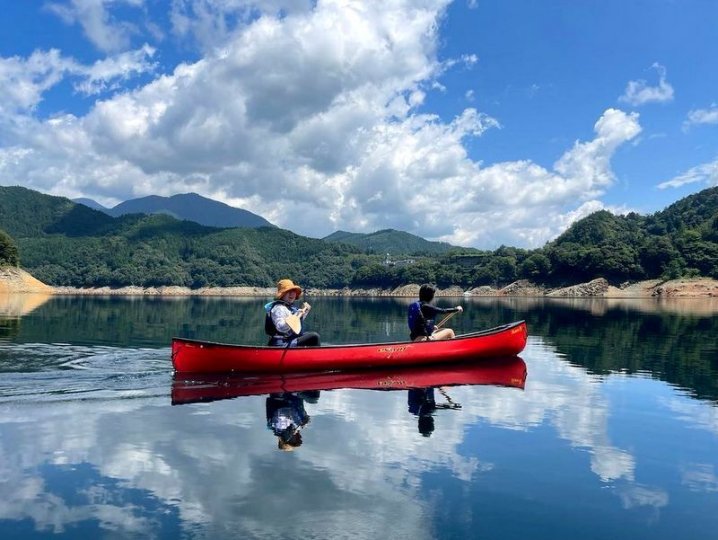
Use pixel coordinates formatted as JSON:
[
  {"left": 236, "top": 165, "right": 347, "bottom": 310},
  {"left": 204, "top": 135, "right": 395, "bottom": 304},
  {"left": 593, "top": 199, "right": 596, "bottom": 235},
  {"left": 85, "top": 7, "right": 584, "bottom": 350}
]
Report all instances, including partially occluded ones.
[
  {"left": 285, "top": 302, "right": 311, "bottom": 335},
  {"left": 435, "top": 305, "right": 463, "bottom": 330}
]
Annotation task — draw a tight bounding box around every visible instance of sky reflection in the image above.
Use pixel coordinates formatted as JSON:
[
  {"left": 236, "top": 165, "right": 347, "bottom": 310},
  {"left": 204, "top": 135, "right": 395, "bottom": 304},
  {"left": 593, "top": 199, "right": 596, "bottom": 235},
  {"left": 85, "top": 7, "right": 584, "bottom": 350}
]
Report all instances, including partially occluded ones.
[{"left": 1, "top": 298, "right": 718, "bottom": 538}]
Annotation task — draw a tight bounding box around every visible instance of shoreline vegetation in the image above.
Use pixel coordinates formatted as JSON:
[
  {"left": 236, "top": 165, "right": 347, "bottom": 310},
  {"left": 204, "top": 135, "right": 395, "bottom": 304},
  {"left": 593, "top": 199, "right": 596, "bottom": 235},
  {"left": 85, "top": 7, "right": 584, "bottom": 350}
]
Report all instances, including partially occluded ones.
[{"left": 2, "top": 267, "right": 717, "bottom": 298}]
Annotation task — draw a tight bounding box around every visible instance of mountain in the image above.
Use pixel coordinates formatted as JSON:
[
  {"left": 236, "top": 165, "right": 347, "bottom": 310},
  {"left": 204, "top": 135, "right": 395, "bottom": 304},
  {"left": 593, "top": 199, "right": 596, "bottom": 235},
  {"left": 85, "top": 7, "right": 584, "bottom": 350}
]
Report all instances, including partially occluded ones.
[
  {"left": 1, "top": 185, "right": 716, "bottom": 289},
  {"left": 106, "top": 193, "right": 274, "bottom": 229},
  {"left": 323, "top": 229, "right": 459, "bottom": 255},
  {"left": 73, "top": 198, "right": 108, "bottom": 212},
  {"left": 0, "top": 186, "right": 361, "bottom": 288}
]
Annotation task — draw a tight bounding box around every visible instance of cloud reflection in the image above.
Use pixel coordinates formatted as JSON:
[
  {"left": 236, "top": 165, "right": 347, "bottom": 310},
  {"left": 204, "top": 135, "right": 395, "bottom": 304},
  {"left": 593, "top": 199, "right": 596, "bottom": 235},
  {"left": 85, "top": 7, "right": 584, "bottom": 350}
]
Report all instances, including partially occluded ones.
[{"left": 0, "top": 335, "right": 717, "bottom": 536}]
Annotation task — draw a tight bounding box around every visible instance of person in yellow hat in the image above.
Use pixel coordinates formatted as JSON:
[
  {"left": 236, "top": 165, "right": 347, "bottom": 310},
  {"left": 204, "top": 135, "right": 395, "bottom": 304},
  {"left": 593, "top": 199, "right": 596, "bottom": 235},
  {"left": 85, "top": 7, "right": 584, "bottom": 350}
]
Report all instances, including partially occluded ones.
[
  {"left": 264, "top": 279, "right": 321, "bottom": 347},
  {"left": 266, "top": 392, "right": 310, "bottom": 451}
]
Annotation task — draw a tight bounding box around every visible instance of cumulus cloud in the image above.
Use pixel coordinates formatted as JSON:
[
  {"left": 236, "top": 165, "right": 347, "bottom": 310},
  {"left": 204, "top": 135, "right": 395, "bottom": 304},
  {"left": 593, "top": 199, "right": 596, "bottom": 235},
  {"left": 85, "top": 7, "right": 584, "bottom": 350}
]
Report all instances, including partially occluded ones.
[
  {"left": 658, "top": 159, "right": 718, "bottom": 189},
  {"left": 2, "top": 0, "right": 641, "bottom": 248},
  {"left": 619, "top": 62, "right": 674, "bottom": 106},
  {"left": 169, "top": 0, "right": 316, "bottom": 52},
  {"left": 45, "top": 0, "right": 146, "bottom": 53},
  {"left": 683, "top": 104, "right": 718, "bottom": 131}
]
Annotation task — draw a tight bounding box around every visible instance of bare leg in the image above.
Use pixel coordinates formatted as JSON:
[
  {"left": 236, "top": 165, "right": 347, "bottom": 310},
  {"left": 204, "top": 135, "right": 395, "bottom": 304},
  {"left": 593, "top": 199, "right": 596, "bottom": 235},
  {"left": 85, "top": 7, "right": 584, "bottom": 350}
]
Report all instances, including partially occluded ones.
[{"left": 431, "top": 328, "right": 455, "bottom": 340}]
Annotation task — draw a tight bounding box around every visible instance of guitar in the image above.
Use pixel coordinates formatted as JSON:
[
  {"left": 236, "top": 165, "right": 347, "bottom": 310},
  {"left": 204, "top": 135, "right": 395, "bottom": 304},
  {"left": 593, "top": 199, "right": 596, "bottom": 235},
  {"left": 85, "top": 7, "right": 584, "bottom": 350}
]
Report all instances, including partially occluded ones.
[{"left": 285, "top": 302, "right": 311, "bottom": 335}]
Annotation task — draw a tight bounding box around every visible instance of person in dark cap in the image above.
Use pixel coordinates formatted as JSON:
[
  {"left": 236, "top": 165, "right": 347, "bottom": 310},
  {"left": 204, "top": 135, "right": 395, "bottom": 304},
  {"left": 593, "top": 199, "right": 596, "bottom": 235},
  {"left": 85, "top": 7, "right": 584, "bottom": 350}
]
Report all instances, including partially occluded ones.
[
  {"left": 407, "top": 284, "right": 463, "bottom": 342},
  {"left": 408, "top": 387, "right": 461, "bottom": 437}
]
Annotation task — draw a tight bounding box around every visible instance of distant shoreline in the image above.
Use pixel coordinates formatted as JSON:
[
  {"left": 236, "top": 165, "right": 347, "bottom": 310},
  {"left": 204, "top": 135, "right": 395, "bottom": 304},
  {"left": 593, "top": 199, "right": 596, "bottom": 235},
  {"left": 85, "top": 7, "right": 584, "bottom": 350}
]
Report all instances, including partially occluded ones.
[
  {"left": 2, "top": 267, "right": 717, "bottom": 297},
  {"left": 50, "top": 277, "right": 718, "bottom": 298}
]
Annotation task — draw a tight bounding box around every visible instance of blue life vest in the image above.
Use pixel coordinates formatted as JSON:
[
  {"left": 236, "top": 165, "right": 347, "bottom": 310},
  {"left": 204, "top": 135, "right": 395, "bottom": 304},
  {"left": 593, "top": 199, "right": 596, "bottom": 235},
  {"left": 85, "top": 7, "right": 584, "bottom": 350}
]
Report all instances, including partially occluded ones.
[
  {"left": 408, "top": 301, "right": 435, "bottom": 336},
  {"left": 407, "top": 301, "right": 424, "bottom": 332}
]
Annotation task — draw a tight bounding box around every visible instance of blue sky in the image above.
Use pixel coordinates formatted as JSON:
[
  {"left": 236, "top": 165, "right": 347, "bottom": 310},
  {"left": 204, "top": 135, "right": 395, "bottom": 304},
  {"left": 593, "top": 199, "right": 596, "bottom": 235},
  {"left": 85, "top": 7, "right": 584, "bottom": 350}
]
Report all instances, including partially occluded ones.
[{"left": 0, "top": 0, "right": 716, "bottom": 248}]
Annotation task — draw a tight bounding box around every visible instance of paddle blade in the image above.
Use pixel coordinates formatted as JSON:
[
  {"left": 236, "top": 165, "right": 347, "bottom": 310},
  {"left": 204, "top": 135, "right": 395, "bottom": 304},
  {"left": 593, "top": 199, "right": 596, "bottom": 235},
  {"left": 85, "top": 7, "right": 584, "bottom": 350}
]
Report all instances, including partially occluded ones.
[{"left": 285, "top": 314, "right": 302, "bottom": 335}]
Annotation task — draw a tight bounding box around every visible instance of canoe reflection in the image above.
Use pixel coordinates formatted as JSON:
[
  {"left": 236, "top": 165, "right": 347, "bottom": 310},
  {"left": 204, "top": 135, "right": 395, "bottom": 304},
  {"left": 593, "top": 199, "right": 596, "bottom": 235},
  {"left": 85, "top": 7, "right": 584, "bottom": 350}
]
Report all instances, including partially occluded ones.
[
  {"left": 173, "top": 357, "right": 526, "bottom": 450},
  {"left": 171, "top": 356, "right": 527, "bottom": 405}
]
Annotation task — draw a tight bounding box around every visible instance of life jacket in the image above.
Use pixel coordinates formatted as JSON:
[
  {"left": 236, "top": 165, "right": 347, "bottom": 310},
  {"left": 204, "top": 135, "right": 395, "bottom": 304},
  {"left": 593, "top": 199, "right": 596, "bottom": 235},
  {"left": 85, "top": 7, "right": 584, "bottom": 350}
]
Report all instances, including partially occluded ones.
[
  {"left": 264, "top": 300, "right": 296, "bottom": 336},
  {"left": 407, "top": 301, "right": 425, "bottom": 333}
]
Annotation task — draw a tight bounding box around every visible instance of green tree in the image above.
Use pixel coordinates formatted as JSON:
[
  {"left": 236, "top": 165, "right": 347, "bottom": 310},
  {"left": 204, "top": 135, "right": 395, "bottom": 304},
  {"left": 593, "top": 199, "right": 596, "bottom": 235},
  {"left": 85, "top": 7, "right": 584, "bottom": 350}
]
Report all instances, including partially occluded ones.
[
  {"left": 0, "top": 229, "right": 19, "bottom": 266},
  {"left": 518, "top": 252, "right": 551, "bottom": 280}
]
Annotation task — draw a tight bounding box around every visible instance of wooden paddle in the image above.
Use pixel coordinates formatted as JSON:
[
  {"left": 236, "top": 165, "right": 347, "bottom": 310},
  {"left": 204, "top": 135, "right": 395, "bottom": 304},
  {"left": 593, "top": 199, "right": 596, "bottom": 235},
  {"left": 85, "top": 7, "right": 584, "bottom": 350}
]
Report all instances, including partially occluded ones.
[
  {"left": 438, "top": 387, "right": 462, "bottom": 409},
  {"left": 434, "top": 310, "right": 459, "bottom": 330},
  {"left": 285, "top": 302, "right": 311, "bottom": 334},
  {"left": 415, "top": 309, "right": 462, "bottom": 342}
]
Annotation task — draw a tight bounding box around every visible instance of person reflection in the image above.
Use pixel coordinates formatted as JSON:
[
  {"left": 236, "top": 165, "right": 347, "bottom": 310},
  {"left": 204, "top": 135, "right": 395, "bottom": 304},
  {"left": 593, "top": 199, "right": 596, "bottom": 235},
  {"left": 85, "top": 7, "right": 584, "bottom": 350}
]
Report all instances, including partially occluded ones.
[
  {"left": 266, "top": 391, "right": 319, "bottom": 451},
  {"left": 408, "top": 387, "right": 461, "bottom": 437}
]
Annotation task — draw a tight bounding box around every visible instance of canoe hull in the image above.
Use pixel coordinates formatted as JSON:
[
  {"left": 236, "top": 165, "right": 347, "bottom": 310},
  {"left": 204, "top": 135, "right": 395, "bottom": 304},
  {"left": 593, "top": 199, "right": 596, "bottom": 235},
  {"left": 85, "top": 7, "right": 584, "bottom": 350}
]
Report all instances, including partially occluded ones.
[
  {"left": 171, "top": 320, "right": 528, "bottom": 374},
  {"left": 171, "top": 356, "right": 527, "bottom": 405}
]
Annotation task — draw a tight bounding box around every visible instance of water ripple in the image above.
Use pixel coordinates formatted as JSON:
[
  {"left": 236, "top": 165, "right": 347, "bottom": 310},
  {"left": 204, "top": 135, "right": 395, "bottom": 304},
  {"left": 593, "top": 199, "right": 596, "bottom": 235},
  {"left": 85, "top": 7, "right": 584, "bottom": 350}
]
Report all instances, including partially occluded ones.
[{"left": 0, "top": 343, "right": 172, "bottom": 403}]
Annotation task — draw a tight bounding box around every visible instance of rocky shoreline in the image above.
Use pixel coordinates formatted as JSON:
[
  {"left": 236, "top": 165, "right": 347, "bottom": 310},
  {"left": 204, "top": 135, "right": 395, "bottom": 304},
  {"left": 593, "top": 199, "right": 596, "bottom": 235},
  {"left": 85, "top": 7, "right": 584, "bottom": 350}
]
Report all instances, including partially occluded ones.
[
  {"left": 52, "top": 277, "right": 718, "bottom": 298},
  {"left": 0, "top": 267, "right": 53, "bottom": 294},
  {"left": 2, "top": 267, "right": 717, "bottom": 297}
]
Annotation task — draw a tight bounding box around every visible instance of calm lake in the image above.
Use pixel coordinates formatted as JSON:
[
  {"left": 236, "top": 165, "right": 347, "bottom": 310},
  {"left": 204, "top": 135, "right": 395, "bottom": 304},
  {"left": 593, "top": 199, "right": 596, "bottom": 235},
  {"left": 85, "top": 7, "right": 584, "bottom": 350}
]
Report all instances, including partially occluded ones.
[{"left": 1, "top": 294, "right": 718, "bottom": 539}]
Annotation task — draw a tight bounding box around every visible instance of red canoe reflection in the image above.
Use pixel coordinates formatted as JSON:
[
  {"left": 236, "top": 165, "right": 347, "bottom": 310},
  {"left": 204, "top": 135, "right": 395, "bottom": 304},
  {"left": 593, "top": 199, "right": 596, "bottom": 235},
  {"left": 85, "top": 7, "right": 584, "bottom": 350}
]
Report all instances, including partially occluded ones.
[{"left": 171, "top": 356, "right": 527, "bottom": 405}]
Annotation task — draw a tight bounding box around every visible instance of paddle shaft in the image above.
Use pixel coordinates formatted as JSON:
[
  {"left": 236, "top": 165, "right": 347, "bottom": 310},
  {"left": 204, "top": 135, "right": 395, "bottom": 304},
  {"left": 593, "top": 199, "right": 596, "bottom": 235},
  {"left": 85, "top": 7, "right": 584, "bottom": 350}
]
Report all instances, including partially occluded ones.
[
  {"left": 438, "top": 387, "right": 462, "bottom": 409},
  {"left": 435, "top": 310, "right": 458, "bottom": 329}
]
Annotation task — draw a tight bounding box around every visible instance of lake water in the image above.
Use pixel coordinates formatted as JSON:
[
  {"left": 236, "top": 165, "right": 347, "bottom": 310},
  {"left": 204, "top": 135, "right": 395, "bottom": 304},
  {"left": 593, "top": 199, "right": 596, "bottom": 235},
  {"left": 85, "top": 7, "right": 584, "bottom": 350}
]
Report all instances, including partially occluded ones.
[{"left": 1, "top": 294, "right": 718, "bottom": 539}]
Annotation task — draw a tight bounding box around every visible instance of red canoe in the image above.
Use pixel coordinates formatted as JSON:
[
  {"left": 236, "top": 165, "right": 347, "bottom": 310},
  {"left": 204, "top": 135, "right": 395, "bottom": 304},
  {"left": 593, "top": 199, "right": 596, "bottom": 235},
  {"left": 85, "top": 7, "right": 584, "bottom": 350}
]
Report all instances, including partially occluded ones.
[
  {"left": 171, "top": 356, "right": 527, "bottom": 405},
  {"left": 171, "top": 320, "right": 527, "bottom": 374}
]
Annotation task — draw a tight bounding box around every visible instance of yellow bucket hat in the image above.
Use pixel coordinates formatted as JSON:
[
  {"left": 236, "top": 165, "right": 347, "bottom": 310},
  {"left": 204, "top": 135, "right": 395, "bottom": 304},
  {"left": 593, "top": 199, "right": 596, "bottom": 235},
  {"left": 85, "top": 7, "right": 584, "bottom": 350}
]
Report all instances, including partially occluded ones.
[{"left": 275, "top": 279, "right": 302, "bottom": 300}]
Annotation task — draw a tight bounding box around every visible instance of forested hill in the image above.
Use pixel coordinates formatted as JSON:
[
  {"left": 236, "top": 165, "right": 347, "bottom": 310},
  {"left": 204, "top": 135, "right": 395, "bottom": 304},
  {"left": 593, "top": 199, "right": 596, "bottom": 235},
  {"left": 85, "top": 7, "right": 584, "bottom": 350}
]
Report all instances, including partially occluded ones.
[
  {"left": 541, "top": 188, "right": 718, "bottom": 283},
  {"left": 0, "top": 185, "right": 716, "bottom": 288},
  {"left": 323, "top": 229, "right": 458, "bottom": 255},
  {"left": 0, "top": 186, "right": 116, "bottom": 237},
  {"left": 0, "top": 185, "right": 362, "bottom": 287}
]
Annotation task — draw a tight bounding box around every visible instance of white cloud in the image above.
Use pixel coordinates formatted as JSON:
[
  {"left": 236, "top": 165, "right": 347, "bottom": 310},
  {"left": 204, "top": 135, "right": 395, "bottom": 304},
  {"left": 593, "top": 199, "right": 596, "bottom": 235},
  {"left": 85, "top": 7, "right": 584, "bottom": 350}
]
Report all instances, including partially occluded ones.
[
  {"left": 683, "top": 104, "right": 718, "bottom": 131},
  {"left": 73, "top": 44, "right": 158, "bottom": 95},
  {"left": 0, "top": 49, "right": 72, "bottom": 113},
  {"left": 2, "top": 1, "right": 641, "bottom": 248},
  {"left": 658, "top": 159, "right": 718, "bottom": 189},
  {"left": 45, "top": 0, "right": 146, "bottom": 53},
  {"left": 619, "top": 62, "right": 674, "bottom": 107},
  {"left": 169, "top": 0, "right": 315, "bottom": 52},
  {"left": 0, "top": 46, "right": 156, "bottom": 114}
]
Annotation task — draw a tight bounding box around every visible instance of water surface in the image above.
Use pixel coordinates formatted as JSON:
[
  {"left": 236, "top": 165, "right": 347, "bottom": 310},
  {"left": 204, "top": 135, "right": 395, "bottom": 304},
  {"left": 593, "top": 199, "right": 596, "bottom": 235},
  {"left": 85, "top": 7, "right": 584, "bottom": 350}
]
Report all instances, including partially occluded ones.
[{"left": 1, "top": 295, "right": 717, "bottom": 539}]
